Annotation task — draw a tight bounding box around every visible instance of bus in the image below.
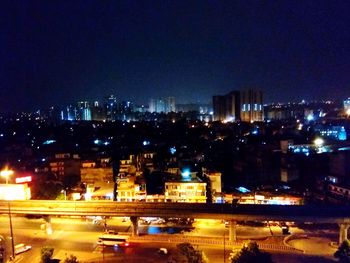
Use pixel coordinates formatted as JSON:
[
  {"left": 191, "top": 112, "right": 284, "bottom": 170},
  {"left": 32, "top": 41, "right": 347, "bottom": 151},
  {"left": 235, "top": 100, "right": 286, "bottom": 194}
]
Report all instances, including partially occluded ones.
[{"left": 97, "top": 234, "right": 130, "bottom": 247}]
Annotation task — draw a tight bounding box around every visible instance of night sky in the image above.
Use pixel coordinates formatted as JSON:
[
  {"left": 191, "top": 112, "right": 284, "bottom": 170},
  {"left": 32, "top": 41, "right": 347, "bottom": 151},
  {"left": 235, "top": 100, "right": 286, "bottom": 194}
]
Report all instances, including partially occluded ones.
[{"left": 1, "top": 1, "right": 350, "bottom": 112}]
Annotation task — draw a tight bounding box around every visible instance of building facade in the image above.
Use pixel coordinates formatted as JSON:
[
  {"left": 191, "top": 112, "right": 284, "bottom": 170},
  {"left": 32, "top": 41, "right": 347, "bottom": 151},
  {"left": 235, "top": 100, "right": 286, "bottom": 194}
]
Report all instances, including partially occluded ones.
[
  {"left": 164, "top": 177, "right": 206, "bottom": 203},
  {"left": 240, "top": 89, "right": 263, "bottom": 122},
  {"left": 213, "top": 89, "right": 263, "bottom": 122}
]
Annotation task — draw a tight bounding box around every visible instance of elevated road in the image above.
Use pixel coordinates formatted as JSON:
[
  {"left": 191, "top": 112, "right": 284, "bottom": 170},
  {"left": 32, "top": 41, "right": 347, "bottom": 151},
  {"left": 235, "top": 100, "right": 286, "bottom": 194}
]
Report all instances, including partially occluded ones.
[{"left": 0, "top": 200, "right": 349, "bottom": 223}]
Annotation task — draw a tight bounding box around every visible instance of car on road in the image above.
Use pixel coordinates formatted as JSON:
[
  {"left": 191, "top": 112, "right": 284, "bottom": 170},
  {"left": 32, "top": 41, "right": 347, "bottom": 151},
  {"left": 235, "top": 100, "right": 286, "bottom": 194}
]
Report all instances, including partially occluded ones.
[
  {"left": 158, "top": 248, "right": 168, "bottom": 255},
  {"left": 280, "top": 223, "right": 290, "bottom": 235},
  {"left": 14, "top": 244, "right": 32, "bottom": 255}
]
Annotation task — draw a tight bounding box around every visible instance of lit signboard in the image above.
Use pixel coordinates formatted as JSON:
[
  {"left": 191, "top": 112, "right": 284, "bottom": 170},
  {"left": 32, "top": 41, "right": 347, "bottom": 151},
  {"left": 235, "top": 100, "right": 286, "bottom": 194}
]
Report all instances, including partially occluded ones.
[{"left": 15, "top": 176, "right": 32, "bottom": 184}]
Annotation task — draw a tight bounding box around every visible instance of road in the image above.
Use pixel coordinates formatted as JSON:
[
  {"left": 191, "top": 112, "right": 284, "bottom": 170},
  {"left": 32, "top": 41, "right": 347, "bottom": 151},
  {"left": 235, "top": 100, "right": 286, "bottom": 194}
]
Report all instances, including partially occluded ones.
[{"left": 0, "top": 215, "right": 340, "bottom": 262}]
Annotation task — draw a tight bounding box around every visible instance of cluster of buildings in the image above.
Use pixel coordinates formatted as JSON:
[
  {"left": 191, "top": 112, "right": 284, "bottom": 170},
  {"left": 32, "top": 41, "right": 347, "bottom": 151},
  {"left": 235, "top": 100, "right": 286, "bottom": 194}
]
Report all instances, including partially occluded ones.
[
  {"left": 2, "top": 90, "right": 350, "bottom": 206},
  {"left": 0, "top": 142, "right": 304, "bottom": 206},
  {"left": 59, "top": 95, "right": 210, "bottom": 122}
]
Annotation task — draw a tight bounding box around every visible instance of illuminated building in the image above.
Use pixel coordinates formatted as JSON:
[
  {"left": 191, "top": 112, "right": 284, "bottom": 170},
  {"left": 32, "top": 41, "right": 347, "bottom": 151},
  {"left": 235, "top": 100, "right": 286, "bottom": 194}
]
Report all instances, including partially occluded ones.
[
  {"left": 240, "top": 89, "right": 263, "bottom": 122},
  {"left": 80, "top": 161, "right": 113, "bottom": 184},
  {"left": 314, "top": 125, "right": 347, "bottom": 141},
  {"left": 225, "top": 187, "right": 302, "bottom": 205},
  {"left": 116, "top": 176, "right": 146, "bottom": 202},
  {"left": 60, "top": 101, "right": 92, "bottom": 121},
  {"left": 213, "top": 89, "right": 263, "bottom": 122},
  {"left": 106, "top": 95, "right": 118, "bottom": 121},
  {"left": 75, "top": 101, "right": 92, "bottom": 121},
  {"left": 149, "top": 97, "right": 176, "bottom": 113},
  {"left": 85, "top": 182, "right": 114, "bottom": 201},
  {"left": 49, "top": 153, "right": 80, "bottom": 180},
  {"left": 0, "top": 184, "right": 31, "bottom": 200},
  {"left": 118, "top": 155, "right": 136, "bottom": 177},
  {"left": 234, "top": 193, "right": 302, "bottom": 205},
  {"left": 61, "top": 105, "right": 78, "bottom": 121},
  {"left": 164, "top": 171, "right": 207, "bottom": 203}
]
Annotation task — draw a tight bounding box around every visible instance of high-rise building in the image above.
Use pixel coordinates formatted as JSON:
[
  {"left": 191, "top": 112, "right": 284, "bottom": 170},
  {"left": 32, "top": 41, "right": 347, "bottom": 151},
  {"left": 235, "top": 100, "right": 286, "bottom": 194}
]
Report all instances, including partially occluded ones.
[
  {"left": 165, "top": 97, "right": 176, "bottom": 113},
  {"left": 213, "top": 89, "right": 263, "bottom": 122},
  {"left": 213, "top": 91, "right": 240, "bottom": 122},
  {"left": 105, "top": 95, "right": 118, "bottom": 121},
  {"left": 91, "top": 102, "right": 106, "bottom": 121},
  {"left": 61, "top": 105, "right": 78, "bottom": 121},
  {"left": 240, "top": 89, "right": 263, "bottom": 122},
  {"left": 77, "top": 101, "right": 91, "bottom": 121},
  {"left": 149, "top": 97, "right": 176, "bottom": 113}
]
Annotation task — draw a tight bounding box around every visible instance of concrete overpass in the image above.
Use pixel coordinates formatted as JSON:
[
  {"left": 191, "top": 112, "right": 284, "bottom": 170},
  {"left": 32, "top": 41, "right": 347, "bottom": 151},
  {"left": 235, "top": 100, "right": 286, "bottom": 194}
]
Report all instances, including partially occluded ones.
[{"left": 0, "top": 200, "right": 349, "bottom": 243}]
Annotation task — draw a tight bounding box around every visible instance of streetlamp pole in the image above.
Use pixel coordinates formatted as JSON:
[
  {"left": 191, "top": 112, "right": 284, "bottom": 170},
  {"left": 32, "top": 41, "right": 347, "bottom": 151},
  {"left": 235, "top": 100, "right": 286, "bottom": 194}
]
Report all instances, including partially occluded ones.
[{"left": 8, "top": 201, "right": 15, "bottom": 260}]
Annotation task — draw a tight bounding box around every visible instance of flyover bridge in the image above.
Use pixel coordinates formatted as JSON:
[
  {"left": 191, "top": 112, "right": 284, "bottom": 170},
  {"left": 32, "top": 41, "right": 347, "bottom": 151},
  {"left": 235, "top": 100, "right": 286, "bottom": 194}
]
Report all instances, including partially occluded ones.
[{"left": 0, "top": 200, "right": 349, "bottom": 243}]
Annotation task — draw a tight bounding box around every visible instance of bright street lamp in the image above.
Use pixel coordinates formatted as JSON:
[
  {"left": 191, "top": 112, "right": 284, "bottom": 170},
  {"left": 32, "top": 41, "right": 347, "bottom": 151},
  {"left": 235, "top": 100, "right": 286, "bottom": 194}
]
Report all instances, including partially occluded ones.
[
  {"left": 0, "top": 169, "right": 14, "bottom": 185},
  {"left": 346, "top": 108, "right": 350, "bottom": 116},
  {"left": 314, "top": 138, "right": 324, "bottom": 147}
]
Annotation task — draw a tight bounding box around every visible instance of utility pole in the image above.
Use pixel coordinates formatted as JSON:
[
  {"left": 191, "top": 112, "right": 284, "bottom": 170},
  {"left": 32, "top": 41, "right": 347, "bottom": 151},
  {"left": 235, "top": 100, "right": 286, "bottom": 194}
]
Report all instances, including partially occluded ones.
[{"left": 8, "top": 202, "right": 15, "bottom": 260}]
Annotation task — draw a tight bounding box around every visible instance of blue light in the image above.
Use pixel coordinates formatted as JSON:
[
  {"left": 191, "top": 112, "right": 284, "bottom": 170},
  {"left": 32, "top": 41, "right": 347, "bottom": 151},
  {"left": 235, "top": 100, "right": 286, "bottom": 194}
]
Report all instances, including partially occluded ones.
[
  {"left": 43, "top": 140, "right": 56, "bottom": 145},
  {"left": 339, "top": 127, "right": 347, "bottom": 141},
  {"left": 143, "top": 140, "right": 150, "bottom": 146},
  {"left": 182, "top": 169, "right": 191, "bottom": 178},
  {"left": 307, "top": 114, "right": 314, "bottom": 121},
  {"left": 170, "top": 147, "right": 176, "bottom": 155},
  {"left": 236, "top": 186, "right": 250, "bottom": 193}
]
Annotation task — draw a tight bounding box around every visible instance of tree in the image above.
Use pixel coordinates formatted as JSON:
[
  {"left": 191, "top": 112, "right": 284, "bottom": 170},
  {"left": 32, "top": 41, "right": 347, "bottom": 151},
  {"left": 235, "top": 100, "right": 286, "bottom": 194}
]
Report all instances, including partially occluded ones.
[
  {"left": 335, "top": 240, "right": 350, "bottom": 262},
  {"left": 64, "top": 254, "right": 79, "bottom": 263},
  {"left": 40, "top": 246, "right": 54, "bottom": 263},
  {"left": 230, "top": 242, "right": 273, "bottom": 263},
  {"left": 177, "top": 242, "right": 208, "bottom": 263}
]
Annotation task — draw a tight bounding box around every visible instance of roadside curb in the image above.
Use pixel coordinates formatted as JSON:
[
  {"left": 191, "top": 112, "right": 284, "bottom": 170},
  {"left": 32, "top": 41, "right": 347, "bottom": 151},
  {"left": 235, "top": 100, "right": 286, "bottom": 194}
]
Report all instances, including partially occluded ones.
[{"left": 283, "top": 234, "right": 306, "bottom": 253}]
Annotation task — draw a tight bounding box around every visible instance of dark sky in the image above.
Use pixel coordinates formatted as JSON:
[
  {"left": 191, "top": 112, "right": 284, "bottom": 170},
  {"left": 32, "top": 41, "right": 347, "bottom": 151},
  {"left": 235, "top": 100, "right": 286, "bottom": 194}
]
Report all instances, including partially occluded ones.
[{"left": 1, "top": 0, "right": 350, "bottom": 112}]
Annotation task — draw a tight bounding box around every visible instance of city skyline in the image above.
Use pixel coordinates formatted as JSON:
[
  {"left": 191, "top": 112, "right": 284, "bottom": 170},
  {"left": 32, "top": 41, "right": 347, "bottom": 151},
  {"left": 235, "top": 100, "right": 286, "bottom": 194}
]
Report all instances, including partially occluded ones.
[{"left": 1, "top": 1, "right": 350, "bottom": 112}]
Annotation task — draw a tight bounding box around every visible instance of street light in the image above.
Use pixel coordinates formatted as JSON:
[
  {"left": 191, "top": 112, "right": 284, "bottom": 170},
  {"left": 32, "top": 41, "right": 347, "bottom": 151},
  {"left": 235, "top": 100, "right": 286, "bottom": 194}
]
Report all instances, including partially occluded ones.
[
  {"left": 314, "top": 137, "right": 324, "bottom": 147},
  {"left": 0, "top": 169, "right": 14, "bottom": 185}
]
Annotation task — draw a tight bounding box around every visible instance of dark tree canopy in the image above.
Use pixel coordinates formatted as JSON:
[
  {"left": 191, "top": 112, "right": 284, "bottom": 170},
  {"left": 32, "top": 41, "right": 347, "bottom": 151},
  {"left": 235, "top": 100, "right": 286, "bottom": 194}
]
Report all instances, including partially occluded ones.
[
  {"left": 335, "top": 240, "right": 350, "bottom": 263},
  {"left": 230, "top": 242, "right": 273, "bottom": 263}
]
